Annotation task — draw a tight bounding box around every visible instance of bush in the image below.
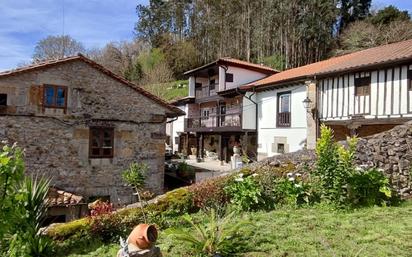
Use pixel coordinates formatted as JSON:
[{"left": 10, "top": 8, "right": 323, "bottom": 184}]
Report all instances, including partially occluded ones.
[
  {"left": 47, "top": 218, "right": 89, "bottom": 240},
  {"left": 165, "top": 209, "right": 250, "bottom": 256},
  {"left": 190, "top": 175, "right": 231, "bottom": 210},
  {"left": 347, "top": 167, "right": 393, "bottom": 207},
  {"left": 315, "top": 124, "right": 397, "bottom": 207},
  {"left": 147, "top": 187, "right": 196, "bottom": 216},
  {"left": 224, "top": 173, "right": 264, "bottom": 212}
]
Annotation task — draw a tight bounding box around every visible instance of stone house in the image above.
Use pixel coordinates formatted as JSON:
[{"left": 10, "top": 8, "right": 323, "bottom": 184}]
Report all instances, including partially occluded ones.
[{"left": 0, "top": 54, "right": 184, "bottom": 206}]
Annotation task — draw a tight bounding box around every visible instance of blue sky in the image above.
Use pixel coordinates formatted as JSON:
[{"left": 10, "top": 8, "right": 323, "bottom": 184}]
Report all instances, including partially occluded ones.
[{"left": 0, "top": 0, "right": 411, "bottom": 71}]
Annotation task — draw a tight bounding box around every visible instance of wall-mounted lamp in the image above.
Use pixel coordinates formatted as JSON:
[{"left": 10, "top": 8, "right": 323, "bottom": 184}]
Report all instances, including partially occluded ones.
[{"left": 302, "top": 97, "right": 312, "bottom": 111}]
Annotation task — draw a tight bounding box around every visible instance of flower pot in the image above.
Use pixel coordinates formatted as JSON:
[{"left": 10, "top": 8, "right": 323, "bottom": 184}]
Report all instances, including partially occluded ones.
[{"left": 127, "top": 224, "right": 158, "bottom": 250}]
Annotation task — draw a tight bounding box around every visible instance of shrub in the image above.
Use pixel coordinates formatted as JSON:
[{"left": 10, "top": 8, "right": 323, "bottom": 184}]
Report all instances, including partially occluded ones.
[
  {"left": 190, "top": 175, "right": 231, "bottom": 210},
  {"left": 46, "top": 218, "right": 90, "bottom": 240},
  {"left": 347, "top": 167, "right": 393, "bottom": 207},
  {"left": 147, "top": 187, "right": 196, "bottom": 216},
  {"left": 224, "top": 173, "right": 264, "bottom": 212},
  {"left": 165, "top": 209, "right": 249, "bottom": 256}
]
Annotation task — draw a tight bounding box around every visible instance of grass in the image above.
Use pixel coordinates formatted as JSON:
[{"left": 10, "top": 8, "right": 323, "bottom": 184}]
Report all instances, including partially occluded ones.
[
  {"left": 64, "top": 202, "right": 412, "bottom": 257},
  {"left": 143, "top": 80, "right": 188, "bottom": 102}
]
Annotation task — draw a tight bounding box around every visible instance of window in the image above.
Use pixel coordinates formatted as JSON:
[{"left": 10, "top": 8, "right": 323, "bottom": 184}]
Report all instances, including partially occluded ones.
[
  {"left": 355, "top": 74, "right": 371, "bottom": 96},
  {"left": 226, "top": 73, "right": 234, "bottom": 82},
  {"left": 89, "top": 127, "right": 114, "bottom": 158},
  {"left": 44, "top": 85, "right": 67, "bottom": 108},
  {"left": 408, "top": 69, "right": 412, "bottom": 91},
  {"left": 277, "top": 143, "right": 285, "bottom": 154},
  {"left": 277, "top": 92, "right": 291, "bottom": 127},
  {"left": 0, "top": 94, "right": 7, "bottom": 106},
  {"left": 209, "top": 79, "right": 215, "bottom": 90},
  {"left": 202, "top": 109, "right": 210, "bottom": 119}
]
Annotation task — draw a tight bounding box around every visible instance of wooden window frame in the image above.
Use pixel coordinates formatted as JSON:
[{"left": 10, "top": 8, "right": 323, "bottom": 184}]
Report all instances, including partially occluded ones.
[
  {"left": 277, "top": 91, "right": 291, "bottom": 128},
  {"left": 354, "top": 75, "right": 371, "bottom": 96},
  {"left": 89, "top": 127, "right": 114, "bottom": 159},
  {"left": 226, "top": 73, "right": 234, "bottom": 82},
  {"left": 43, "top": 84, "right": 68, "bottom": 109},
  {"left": 0, "top": 94, "right": 7, "bottom": 106}
]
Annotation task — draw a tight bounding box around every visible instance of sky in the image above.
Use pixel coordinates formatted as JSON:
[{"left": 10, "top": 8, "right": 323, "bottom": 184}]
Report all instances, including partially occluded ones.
[{"left": 0, "top": 0, "right": 411, "bottom": 71}]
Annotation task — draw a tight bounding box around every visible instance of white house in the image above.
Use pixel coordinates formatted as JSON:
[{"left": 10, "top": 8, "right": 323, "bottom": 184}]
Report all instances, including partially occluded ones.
[
  {"left": 241, "top": 39, "right": 412, "bottom": 160},
  {"left": 167, "top": 58, "right": 277, "bottom": 161}
]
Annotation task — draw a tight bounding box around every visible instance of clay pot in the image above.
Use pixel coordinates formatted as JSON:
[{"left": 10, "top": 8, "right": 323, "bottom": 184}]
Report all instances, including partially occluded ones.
[{"left": 127, "top": 224, "right": 158, "bottom": 250}]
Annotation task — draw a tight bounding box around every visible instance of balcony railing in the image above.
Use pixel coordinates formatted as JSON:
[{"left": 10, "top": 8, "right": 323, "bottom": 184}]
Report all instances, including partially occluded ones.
[
  {"left": 195, "top": 84, "right": 218, "bottom": 98},
  {"left": 185, "top": 113, "right": 242, "bottom": 131},
  {"left": 277, "top": 112, "right": 291, "bottom": 127}
]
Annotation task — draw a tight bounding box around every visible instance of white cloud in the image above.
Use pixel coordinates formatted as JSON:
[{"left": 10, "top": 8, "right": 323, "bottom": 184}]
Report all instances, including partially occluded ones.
[{"left": 0, "top": 0, "right": 144, "bottom": 71}]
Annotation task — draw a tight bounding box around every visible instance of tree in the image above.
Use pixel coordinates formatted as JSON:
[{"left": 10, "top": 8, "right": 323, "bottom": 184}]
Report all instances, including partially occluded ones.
[
  {"left": 32, "top": 35, "right": 85, "bottom": 62},
  {"left": 369, "top": 5, "right": 410, "bottom": 25},
  {"left": 338, "top": 0, "right": 372, "bottom": 33},
  {"left": 88, "top": 40, "right": 148, "bottom": 82}
]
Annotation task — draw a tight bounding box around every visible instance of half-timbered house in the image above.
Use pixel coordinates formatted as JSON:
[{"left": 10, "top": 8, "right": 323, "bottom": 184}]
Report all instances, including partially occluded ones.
[{"left": 242, "top": 39, "right": 412, "bottom": 159}]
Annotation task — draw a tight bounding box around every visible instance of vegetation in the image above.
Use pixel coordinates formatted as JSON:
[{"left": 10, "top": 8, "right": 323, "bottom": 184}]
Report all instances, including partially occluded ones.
[
  {"left": 33, "top": 35, "right": 85, "bottom": 62},
  {"left": 166, "top": 209, "right": 249, "bottom": 256},
  {"left": 0, "top": 144, "right": 52, "bottom": 257},
  {"left": 62, "top": 202, "right": 412, "bottom": 256}
]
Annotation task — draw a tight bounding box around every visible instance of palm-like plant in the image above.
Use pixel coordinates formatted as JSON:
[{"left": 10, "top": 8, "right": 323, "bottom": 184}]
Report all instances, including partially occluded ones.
[{"left": 167, "top": 209, "right": 249, "bottom": 256}]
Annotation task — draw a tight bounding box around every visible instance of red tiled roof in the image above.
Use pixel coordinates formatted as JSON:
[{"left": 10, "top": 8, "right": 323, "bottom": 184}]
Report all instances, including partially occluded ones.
[
  {"left": 242, "top": 39, "right": 412, "bottom": 90},
  {"left": 47, "top": 187, "right": 84, "bottom": 206},
  {"left": 0, "top": 54, "right": 185, "bottom": 117},
  {"left": 184, "top": 57, "right": 278, "bottom": 75}
]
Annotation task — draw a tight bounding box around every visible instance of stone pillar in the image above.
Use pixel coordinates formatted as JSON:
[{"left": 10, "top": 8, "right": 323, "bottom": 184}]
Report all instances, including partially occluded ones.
[
  {"left": 188, "top": 76, "right": 195, "bottom": 97},
  {"left": 306, "top": 81, "right": 318, "bottom": 149}
]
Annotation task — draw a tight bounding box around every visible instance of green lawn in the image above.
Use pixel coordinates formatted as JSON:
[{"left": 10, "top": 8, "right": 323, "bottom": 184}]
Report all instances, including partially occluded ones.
[
  {"left": 143, "top": 80, "right": 188, "bottom": 102},
  {"left": 67, "top": 202, "right": 412, "bottom": 257}
]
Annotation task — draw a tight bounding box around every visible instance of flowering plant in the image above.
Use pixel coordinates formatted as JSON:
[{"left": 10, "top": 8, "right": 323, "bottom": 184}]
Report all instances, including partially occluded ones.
[{"left": 224, "top": 173, "right": 264, "bottom": 211}]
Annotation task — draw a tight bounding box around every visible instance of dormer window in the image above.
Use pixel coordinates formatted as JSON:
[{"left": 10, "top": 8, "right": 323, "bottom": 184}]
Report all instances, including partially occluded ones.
[
  {"left": 44, "top": 85, "right": 67, "bottom": 108},
  {"left": 0, "top": 94, "right": 7, "bottom": 106}
]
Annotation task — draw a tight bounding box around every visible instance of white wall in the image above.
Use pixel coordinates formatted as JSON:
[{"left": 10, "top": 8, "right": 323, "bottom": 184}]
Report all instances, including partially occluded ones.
[
  {"left": 223, "top": 66, "right": 268, "bottom": 90},
  {"left": 242, "top": 92, "right": 256, "bottom": 130},
  {"left": 166, "top": 105, "right": 187, "bottom": 152},
  {"left": 319, "top": 64, "right": 412, "bottom": 121},
  {"left": 256, "top": 84, "right": 307, "bottom": 159}
]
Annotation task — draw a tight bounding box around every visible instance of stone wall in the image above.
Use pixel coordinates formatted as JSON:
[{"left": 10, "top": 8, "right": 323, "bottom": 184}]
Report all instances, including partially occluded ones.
[
  {"left": 255, "top": 122, "right": 412, "bottom": 198},
  {"left": 356, "top": 121, "right": 412, "bottom": 197},
  {"left": 0, "top": 60, "right": 172, "bottom": 205}
]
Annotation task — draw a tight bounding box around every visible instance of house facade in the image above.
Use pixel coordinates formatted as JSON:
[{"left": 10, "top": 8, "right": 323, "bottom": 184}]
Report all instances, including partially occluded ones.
[
  {"left": 169, "top": 58, "right": 276, "bottom": 162},
  {"left": 0, "top": 54, "right": 184, "bottom": 206},
  {"left": 241, "top": 39, "right": 412, "bottom": 160}
]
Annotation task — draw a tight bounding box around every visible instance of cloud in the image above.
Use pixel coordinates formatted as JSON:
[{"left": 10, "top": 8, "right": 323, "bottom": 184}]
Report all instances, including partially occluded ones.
[{"left": 0, "top": 0, "right": 146, "bottom": 71}]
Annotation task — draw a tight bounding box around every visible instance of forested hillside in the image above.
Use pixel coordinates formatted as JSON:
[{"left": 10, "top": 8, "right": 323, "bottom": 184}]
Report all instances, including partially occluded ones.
[{"left": 30, "top": 1, "right": 412, "bottom": 100}]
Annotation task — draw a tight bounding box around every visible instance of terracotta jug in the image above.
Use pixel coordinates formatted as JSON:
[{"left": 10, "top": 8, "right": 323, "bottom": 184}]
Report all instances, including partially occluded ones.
[{"left": 127, "top": 224, "right": 158, "bottom": 250}]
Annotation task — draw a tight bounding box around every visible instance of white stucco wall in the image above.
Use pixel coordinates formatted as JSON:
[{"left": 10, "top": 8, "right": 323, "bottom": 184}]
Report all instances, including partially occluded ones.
[
  {"left": 242, "top": 92, "right": 257, "bottom": 130},
  {"left": 256, "top": 84, "right": 307, "bottom": 160},
  {"left": 166, "top": 105, "right": 187, "bottom": 152},
  {"left": 224, "top": 66, "right": 268, "bottom": 90}
]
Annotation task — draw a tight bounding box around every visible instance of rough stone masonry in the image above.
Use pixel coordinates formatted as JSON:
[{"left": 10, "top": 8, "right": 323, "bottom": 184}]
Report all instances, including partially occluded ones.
[
  {"left": 258, "top": 121, "right": 412, "bottom": 198},
  {"left": 0, "top": 56, "right": 182, "bottom": 205}
]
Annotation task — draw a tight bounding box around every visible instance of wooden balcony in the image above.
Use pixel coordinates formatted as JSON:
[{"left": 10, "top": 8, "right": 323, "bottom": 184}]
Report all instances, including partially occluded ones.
[
  {"left": 277, "top": 112, "right": 291, "bottom": 127},
  {"left": 195, "top": 84, "right": 218, "bottom": 99},
  {"left": 185, "top": 113, "right": 243, "bottom": 132}
]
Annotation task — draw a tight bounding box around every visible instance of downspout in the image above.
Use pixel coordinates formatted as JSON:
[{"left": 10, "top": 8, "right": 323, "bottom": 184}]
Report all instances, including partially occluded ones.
[
  {"left": 238, "top": 87, "right": 258, "bottom": 161},
  {"left": 219, "top": 65, "right": 228, "bottom": 90},
  {"left": 313, "top": 75, "right": 320, "bottom": 139}
]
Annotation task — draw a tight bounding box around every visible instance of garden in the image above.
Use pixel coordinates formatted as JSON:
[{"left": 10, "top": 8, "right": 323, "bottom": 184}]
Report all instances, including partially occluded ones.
[{"left": 1, "top": 125, "right": 411, "bottom": 257}]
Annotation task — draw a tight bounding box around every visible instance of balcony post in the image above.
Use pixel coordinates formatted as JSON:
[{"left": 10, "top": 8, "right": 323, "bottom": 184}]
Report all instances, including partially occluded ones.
[{"left": 200, "top": 134, "right": 205, "bottom": 159}]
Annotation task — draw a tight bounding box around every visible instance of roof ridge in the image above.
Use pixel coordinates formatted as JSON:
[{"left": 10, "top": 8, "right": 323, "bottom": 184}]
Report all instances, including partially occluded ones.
[{"left": 0, "top": 54, "right": 184, "bottom": 117}]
